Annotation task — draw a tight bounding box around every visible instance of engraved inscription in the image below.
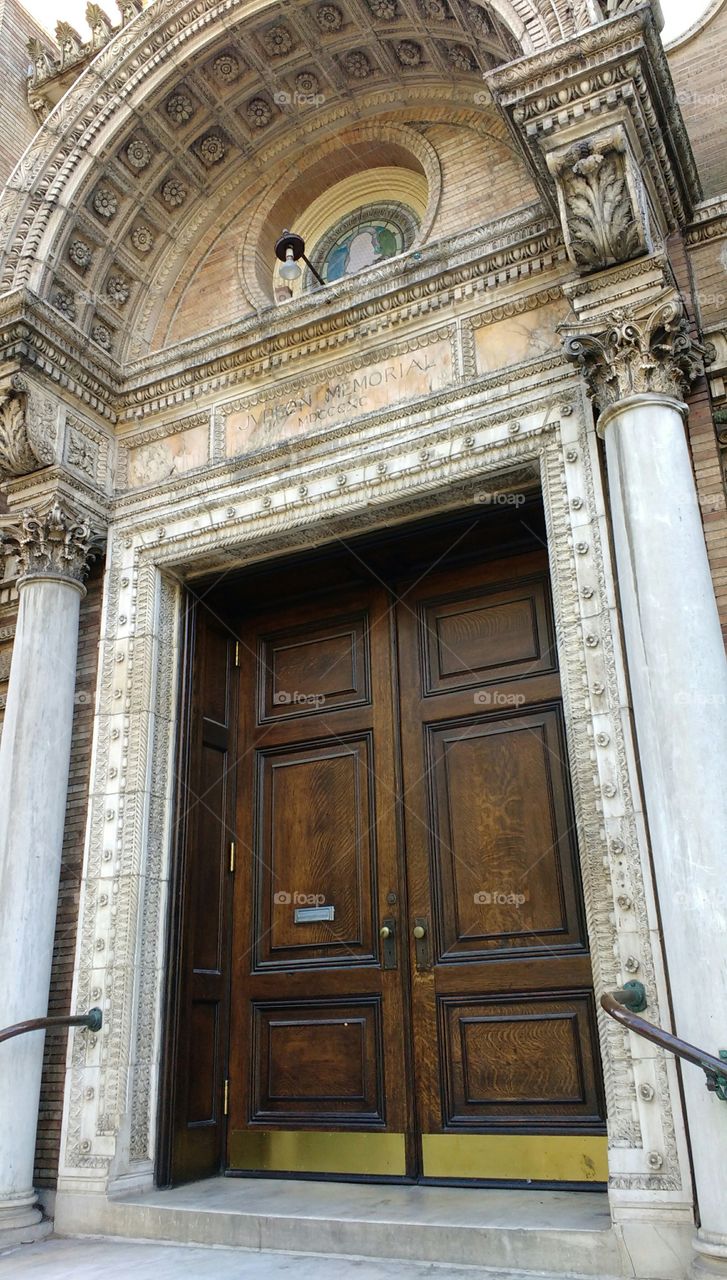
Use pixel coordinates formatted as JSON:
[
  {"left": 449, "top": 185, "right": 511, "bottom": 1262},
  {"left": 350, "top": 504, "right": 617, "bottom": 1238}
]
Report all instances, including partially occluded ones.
[{"left": 225, "top": 342, "right": 453, "bottom": 455}]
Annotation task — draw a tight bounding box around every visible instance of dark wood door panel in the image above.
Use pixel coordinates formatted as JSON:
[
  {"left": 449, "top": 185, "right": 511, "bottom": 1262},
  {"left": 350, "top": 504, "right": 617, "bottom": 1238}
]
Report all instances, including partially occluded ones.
[
  {"left": 420, "top": 576, "right": 557, "bottom": 696},
  {"left": 259, "top": 612, "right": 371, "bottom": 723},
  {"left": 253, "top": 735, "right": 377, "bottom": 968},
  {"left": 166, "top": 603, "right": 237, "bottom": 1185},
  {"left": 432, "top": 955, "right": 594, "bottom": 995},
  {"left": 439, "top": 993, "right": 604, "bottom": 1128},
  {"left": 426, "top": 707, "right": 586, "bottom": 961},
  {"left": 396, "top": 550, "right": 606, "bottom": 1150},
  {"left": 190, "top": 739, "right": 231, "bottom": 974},
  {"left": 168, "top": 531, "right": 606, "bottom": 1183},
  {"left": 229, "top": 583, "right": 410, "bottom": 1161},
  {"left": 250, "top": 997, "right": 386, "bottom": 1125},
  {"left": 187, "top": 1000, "right": 221, "bottom": 1125}
]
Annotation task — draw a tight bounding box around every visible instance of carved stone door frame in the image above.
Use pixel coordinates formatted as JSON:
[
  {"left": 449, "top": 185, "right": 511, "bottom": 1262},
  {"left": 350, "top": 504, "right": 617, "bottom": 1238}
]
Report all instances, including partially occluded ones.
[{"left": 55, "top": 384, "right": 694, "bottom": 1258}]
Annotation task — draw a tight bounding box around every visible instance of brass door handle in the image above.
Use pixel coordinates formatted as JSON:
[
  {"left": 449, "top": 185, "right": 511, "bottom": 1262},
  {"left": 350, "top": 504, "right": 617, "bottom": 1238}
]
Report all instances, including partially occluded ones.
[
  {"left": 413, "top": 917, "right": 430, "bottom": 969},
  {"left": 380, "top": 917, "right": 397, "bottom": 969}
]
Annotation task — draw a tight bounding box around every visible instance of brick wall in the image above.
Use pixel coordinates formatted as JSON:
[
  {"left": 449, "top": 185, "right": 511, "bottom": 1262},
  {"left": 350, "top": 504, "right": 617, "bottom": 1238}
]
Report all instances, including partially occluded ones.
[
  {"left": 0, "top": 0, "right": 53, "bottom": 188},
  {"left": 667, "top": 0, "right": 727, "bottom": 201},
  {"left": 670, "top": 231, "right": 727, "bottom": 642},
  {"left": 160, "top": 120, "right": 537, "bottom": 348}
]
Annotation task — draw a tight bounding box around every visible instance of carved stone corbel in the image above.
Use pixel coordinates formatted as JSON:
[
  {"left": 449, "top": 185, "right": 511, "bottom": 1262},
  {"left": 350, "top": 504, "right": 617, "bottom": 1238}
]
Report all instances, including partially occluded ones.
[
  {"left": 545, "top": 125, "right": 652, "bottom": 272},
  {"left": 562, "top": 295, "right": 710, "bottom": 418},
  {"left": 0, "top": 375, "right": 58, "bottom": 482},
  {"left": 0, "top": 497, "right": 99, "bottom": 589},
  {"left": 486, "top": 9, "right": 701, "bottom": 275}
]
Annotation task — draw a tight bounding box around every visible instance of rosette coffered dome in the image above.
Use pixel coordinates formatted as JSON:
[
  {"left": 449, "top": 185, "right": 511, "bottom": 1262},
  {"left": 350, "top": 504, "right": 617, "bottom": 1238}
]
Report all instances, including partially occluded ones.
[{"left": 0, "top": 0, "right": 591, "bottom": 365}]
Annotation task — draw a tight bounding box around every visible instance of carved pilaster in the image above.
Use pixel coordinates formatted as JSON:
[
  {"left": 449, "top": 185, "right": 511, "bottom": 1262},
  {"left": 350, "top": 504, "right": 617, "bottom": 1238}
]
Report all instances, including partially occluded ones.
[
  {"left": 1, "top": 498, "right": 98, "bottom": 589},
  {"left": 0, "top": 375, "right": 57, "bottom": 482},
  {"left": 563, "top": 297, "right": 710, "bottom": 418}
]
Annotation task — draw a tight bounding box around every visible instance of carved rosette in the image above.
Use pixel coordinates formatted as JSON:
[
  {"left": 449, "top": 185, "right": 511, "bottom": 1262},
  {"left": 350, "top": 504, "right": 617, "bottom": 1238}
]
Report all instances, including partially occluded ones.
[
  {"left": 0, "top": 374, "right": 57, "bottom": 481},
  {"left": 563, "top": 297, "right": 710, "bottom": 418},
  {"left": 1, "top": 499, "right": 97, "bottom": 588}
]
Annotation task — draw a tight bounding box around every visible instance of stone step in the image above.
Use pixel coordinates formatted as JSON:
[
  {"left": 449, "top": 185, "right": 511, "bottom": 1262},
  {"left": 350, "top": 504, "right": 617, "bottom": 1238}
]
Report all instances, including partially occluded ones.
[
  {"left": 51, "top": 1177, "right": 683, "bottom": 1278},
  {"left": 0, "top": 1234, "right": 626, "bottom": 1280}
]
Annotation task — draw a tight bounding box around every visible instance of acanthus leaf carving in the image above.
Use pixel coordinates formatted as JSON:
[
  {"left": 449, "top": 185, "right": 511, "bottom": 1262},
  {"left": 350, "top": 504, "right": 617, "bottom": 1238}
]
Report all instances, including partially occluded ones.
[
  {"left": 1, "top": 497, "right": 100, "bottom": 587},
  {"left": 0, "top": 374, "right": 58, "bottom": 481},
  {"left": 563, "top": 295, "right": 709, "bottom": 416},
  {"left": 546, "top": 127, "right": 651, "bottom": 273}
]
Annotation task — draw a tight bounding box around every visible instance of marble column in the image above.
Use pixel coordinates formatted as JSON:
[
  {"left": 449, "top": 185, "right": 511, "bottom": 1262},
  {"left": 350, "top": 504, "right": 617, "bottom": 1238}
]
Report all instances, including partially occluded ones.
[
  {"left": 0, "top": 499, "right": 95, "bottom": 1243},
  {"left": 566, "top": 299, "right": 727, "bottom": 1279}
]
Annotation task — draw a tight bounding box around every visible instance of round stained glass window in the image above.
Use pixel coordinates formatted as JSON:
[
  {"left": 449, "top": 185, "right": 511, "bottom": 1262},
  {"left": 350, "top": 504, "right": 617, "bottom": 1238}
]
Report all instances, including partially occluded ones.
[{"left": 308, "top": 202, "right": 420, "bottom": 287}]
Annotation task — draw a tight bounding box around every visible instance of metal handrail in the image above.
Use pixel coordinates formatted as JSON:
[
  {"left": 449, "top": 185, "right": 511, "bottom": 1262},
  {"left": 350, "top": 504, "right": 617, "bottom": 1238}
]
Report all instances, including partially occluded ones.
[
  {"left": 0, "top": 1008, "right": 102, "bottom": 1045},
  {"left": 602, "top": 983, "right": 727, "bottom": 1102}
]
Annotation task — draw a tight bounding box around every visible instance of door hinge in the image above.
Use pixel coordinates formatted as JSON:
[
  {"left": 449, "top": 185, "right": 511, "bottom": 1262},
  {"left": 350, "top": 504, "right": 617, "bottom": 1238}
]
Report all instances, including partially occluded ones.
[
  {"left": 223, "top": 1078, "right": 229, "bottom": 1116},
  {"left": 234, "top": 640, "right": 240, "bottom": 668},
  {"left": 229, "top": 841, "right": 236, "bottom": 873}
]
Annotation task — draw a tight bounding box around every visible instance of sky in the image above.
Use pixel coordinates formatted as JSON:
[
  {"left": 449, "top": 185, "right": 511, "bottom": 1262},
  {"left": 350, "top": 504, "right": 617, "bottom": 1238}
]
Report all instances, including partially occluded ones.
[{"left": 19, "top": 0, "right": 713, "bottom": 51}]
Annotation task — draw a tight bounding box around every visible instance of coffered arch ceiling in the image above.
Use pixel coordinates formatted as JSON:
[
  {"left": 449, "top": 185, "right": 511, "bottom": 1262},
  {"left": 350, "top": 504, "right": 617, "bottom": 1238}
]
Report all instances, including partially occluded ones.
[{"left": 0, "top": 0, "right": 587, "bottom": 366}]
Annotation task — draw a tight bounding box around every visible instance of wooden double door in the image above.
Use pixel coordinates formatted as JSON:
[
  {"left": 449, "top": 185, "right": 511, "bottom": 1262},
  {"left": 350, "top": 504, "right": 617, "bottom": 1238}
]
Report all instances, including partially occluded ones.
[{"left": 166, "top": 532, "right": 606, "bottom": 1186}]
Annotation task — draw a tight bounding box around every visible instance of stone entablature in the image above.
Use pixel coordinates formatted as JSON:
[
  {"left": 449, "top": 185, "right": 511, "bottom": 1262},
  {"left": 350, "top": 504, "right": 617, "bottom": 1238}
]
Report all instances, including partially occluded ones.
[{"left": 0, "top": 204, "right": 566, "bottom": 429}]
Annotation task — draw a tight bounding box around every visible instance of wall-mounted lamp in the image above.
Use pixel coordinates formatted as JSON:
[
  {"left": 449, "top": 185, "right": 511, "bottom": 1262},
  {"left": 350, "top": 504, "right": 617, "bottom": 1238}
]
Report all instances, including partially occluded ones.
[{"left": 274, "top": 229, "right": 326, "bottom": 287}]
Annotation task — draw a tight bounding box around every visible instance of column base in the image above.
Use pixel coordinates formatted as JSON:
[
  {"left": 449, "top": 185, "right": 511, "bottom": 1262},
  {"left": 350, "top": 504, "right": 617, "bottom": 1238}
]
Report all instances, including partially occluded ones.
[
  {"left": 691, "top": 1231, "right": 727, "bottom": 1280},
  {"left": 0, "top": 1192, "right": 52, "bottom": 1247},
  {"left": 0, "top": 1218, "right": 53, "bottom": 1248}
]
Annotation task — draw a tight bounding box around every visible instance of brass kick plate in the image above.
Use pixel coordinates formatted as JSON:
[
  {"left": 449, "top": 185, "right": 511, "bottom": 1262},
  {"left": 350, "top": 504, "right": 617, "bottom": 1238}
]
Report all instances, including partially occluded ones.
[
  {"left": 422, "top": 1134, "right": 608, "bottom": 1182},
  {"left": 229, "top": 1130, "right": 407, "bottom": 1175}
]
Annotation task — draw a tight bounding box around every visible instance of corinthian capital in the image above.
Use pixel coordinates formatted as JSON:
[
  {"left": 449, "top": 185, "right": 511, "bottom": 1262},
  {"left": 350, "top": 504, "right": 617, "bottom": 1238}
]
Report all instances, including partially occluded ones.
[
  {"left": 563, "top": 297, "right": 710, "bottom": 418},
  {"left": 0, "top": 375, "right": 58, "bottom": 482},
  {"left": 1, "top": 498, "right": 98, "bottom": 589}
]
